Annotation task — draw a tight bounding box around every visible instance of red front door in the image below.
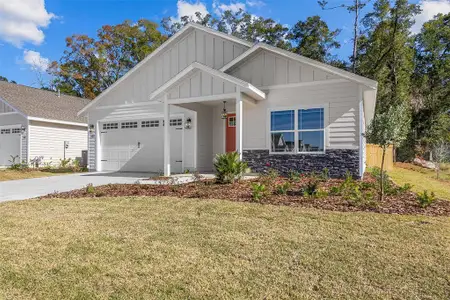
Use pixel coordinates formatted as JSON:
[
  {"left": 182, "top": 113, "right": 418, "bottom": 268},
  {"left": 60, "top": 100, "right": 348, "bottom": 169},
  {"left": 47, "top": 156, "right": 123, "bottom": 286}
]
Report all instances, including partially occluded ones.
[{"left": 226, "top": 114, "right": 236, "bottom": 153}]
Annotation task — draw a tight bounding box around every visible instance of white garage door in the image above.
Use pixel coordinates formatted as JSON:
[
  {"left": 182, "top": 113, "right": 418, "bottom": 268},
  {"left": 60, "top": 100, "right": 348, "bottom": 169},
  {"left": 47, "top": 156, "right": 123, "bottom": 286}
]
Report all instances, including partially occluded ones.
[
  {"left": 100, "top": 118, "right": 183, "bottom": 173},
  {"left": 0, "top": 126, "right": 21, "bottom": 166}
]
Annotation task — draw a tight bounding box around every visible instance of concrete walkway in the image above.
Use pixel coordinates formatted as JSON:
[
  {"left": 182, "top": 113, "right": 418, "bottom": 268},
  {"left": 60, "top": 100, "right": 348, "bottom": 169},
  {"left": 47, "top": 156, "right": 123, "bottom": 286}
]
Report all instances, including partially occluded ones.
[{"left": 0, "top": 172, "right": 155, "bottom": 202}]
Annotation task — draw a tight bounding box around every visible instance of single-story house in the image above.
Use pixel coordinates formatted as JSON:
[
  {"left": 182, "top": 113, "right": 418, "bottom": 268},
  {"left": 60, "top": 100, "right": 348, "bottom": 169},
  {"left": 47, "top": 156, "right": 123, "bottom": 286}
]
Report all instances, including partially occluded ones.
[
  {"left": 79, "top": 23, "right": 378, "bottom": 178},
  {"left": 0, "top": 81, "right": 89, "bottom": 167}
]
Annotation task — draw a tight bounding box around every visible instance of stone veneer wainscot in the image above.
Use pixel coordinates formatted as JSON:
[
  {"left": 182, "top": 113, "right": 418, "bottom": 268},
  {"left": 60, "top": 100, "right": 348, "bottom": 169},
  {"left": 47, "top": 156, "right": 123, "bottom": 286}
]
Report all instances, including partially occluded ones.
[{"left": 243, "top": 149, "right": 360, "bottom": 178}]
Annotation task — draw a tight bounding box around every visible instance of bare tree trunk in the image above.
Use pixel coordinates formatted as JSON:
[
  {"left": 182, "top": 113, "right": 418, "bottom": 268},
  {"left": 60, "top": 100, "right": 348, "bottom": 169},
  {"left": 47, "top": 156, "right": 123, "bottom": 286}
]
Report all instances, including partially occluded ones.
[
  {"left": 352, "top": 0, "right": 359, "bottom": 73},
  {"left": 380, "top": 146, "right": 386, "bottom": 201}
]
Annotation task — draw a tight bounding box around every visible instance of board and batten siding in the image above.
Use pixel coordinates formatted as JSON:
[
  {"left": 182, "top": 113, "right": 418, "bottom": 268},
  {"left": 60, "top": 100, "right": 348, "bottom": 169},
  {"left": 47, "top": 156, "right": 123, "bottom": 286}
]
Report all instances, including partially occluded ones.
[
  {"left": 168, "top": 69, "right": 237, "bottom": 100},
  {"left": 28, "top": 121, "right": 87, "bottom": 165},
  {"left": 0, "top": 101, "right": 14, "bottom": 113},
  {"left": 96, "top": 28, "right": 249, "bottom": 108},
  {"left": 242, "top": 81, "right": 361, "bottom": 150},
  {"left": 229, "top": 49, "right": 340, "bottom": 88}
]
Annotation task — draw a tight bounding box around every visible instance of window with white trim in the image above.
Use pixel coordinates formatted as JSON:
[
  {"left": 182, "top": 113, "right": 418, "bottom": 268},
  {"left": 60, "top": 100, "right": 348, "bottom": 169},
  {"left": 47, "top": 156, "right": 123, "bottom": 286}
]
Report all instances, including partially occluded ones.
[
  {"left": 170, "top": 119, "right": 182, "bottom": 126},
  {"left": 142, "top": 120, "right": 159, "bottom": 128},
  {"left": 1, "top": 129, "right": 11, "bottom": 134},
  {"left": 103, "top": 123, "right": 118, "bottom": 130},
  {"left": 270, "top": 107, "right": 325, "bottom": 153},
  {"left": 121, "top": 122, "right": 138, "bottom": 129},
  {"left": 11, "top": 128, "right": 21, "bottom": 134}
]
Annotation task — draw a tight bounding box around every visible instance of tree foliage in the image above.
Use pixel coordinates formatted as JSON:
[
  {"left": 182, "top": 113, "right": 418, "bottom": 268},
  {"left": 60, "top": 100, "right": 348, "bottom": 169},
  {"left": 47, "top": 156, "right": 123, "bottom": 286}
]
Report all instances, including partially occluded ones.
[
  {"left": 0, "top": 76, "right": 17, "bottom": 84},
  {"left": 49, "top": 19, "right": 167, "bottom": 99}
]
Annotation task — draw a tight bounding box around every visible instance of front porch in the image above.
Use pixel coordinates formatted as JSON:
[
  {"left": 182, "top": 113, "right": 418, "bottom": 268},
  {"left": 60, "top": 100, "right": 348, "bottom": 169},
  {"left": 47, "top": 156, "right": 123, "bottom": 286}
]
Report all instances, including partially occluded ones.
[{"left": 148, "top": 62, "right": 266, "bottom": 176}]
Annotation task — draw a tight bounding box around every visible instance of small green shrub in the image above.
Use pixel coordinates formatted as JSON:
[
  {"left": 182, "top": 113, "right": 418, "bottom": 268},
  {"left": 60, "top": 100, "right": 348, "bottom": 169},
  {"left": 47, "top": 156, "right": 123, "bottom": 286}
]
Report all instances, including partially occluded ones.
[
  {"left": 86, "top": 184, "right": 95, "bottom": 194},
  {"left": 275, "top": 182, "right": 291, "bottom": 195},
  {"left": 251, "top": 183, "right": 267, "bottom": 201},
  {"left": 59, "top": 158, "right": 72, "bottom": 168},
  {"left": 321, "top": 167, "right": 330, "bottom": 181},
  {"left": 329, "top": 186, "right": 341, "bottom": 195},
  {"left": 315, "top": 188, "right": 329, "bottom": 199},
  {"left": 214, "top": 152, "right": 248, "bottom": 184},
  {"left": 267, "top": 168, "right": 279, "bottom": 180},
  {"left": 288, "top": 170, "right": 301, "bottom": 182},
  {"left": 398, "top": 183, "right": 413, "bottom": 193},
  {"left": 303, "top": 179, "right": 319, "bottom": 197},
  {"left": 360, "top": 181, "right": 376, "bottom": 191},
  {"left": 417, "top": 190, "right": 436, "bottom": 208}
]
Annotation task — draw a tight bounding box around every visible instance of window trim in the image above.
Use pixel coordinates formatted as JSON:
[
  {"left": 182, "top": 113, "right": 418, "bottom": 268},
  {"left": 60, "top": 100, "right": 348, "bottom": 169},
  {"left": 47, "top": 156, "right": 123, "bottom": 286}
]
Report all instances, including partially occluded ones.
[{"left": 267, "top": 105, "right": 328, "bottom": 155}]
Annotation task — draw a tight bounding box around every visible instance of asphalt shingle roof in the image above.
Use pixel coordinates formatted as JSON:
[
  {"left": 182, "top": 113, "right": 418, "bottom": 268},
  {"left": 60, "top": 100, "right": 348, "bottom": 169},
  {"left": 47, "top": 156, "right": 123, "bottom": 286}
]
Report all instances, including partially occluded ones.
[{"left": 0, "top": 81, "right": 89, "bottom": 124}]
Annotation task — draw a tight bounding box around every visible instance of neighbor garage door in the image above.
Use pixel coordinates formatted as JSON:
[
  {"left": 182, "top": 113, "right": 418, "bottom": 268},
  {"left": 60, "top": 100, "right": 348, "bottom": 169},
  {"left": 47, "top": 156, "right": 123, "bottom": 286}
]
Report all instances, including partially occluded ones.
[
  {"left": 100, "top": 118, "right": 183, "bottom": 173},
  {"left": 0, "top": 126, "right": 21, "bottom": 166}
]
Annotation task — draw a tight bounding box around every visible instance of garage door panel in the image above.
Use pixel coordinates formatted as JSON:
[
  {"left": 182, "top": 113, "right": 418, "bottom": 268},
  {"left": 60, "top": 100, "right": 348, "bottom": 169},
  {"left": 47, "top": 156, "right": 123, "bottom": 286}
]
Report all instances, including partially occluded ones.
[
  {"left": 100, "top": 119, "right": 183, "bottom": 173},
  {"left": 0, "top": 126, "right": 21, "bottom": 166}
]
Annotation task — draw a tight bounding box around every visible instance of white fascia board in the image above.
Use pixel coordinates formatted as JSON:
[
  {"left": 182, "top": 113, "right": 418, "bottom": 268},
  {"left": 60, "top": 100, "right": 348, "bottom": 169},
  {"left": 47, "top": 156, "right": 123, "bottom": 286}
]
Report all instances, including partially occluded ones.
[
  {"left": 28, "top": 117, "right": 88, "bottom": 127},
  {"left": 78, "top": 23, "right": 253, "bottom": 116},
  {"left": 149, "top": 62, "right": 265, "bottom": 101},
  {"left": 221, "top": 43, "right": 378, "bottom": 90}
]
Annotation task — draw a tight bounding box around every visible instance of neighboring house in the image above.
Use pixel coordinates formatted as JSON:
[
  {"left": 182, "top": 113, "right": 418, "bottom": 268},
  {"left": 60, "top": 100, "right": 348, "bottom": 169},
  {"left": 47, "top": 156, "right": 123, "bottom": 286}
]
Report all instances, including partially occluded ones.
[
  {"left": 79, "top": 23, "right": 377, "bottom": 178},
  {"left": 0, "top": 81, "right": 89, "bottom": 167}
]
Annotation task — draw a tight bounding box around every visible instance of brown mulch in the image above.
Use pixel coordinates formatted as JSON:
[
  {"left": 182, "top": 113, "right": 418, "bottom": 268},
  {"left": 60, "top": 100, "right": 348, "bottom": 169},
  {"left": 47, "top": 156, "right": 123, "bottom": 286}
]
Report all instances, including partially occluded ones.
[{"left": 41, "top": 175, "right": 450, "bottom": 217}]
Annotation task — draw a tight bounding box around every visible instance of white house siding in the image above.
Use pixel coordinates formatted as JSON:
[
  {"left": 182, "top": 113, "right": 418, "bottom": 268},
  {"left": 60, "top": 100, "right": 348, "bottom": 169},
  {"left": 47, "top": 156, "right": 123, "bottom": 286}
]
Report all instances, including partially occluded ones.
[
  {"left": 176, "top": 103, "right": 214, "bottom": 172},
  {"left": 241, "top": 81, "right": 361, "bottom": 150},
  {"left": 0, "top": 112, "right": 28, "bottom": 163},
  {"left": 168, "top": 69, "right": 237, "bottom": 100},
  {"left": 229, "top": 49, "right": 340, "bottom": 88},
  {"left": 95, "top": 28, "right": 249, "bottom": 109},
  {"left": 28, "top": 120, "right": 87, "bottom": 166}
]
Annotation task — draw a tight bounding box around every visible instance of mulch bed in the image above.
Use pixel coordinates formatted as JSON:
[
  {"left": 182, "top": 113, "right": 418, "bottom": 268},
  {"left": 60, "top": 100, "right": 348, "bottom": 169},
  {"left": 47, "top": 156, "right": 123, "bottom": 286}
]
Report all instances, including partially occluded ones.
[{"left": 41, "top": 174, "right": 450, "bottom": 217}]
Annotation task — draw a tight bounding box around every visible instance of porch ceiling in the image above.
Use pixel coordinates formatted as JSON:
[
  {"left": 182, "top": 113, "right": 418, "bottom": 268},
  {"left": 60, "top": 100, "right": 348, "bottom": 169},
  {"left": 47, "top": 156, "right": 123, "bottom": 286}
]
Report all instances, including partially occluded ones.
[{"left": 148, "top": 62, "right": 266, "bottom": 103}]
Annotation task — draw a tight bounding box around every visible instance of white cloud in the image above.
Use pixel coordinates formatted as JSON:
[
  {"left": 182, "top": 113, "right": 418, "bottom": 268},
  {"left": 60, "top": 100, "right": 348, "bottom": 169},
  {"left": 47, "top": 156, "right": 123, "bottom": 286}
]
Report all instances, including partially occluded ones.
[
  {"left": 175, "top": 0, "right": 209, "bottom": 21},
  {"left": 412, "top": 0, "right": 450, "bottom": 33},
  {"left": 213, "top": 1, "right": 246, "bottom": 15},
  {"left": 246, "top": 0, "right": 265, "bottom": 8},
  {"left": 0, "top": 0, "right": 55, "bottom": 47},
  {"left": 23, "top": 50, "right": 49, "bottom": 71}
]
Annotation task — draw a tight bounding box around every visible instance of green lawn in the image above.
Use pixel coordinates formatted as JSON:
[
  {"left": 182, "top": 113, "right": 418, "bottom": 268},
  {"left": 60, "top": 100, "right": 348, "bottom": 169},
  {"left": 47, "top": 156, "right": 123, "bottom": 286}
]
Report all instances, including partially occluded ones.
[
  {"left": 0, "top": 169, "right": 59, "bottom": 181},
  {"left": 0, "top": 197, "right": 449, "bottom": 299},
  {"left": 389, "top": 163, "right": 450, "bottom": 200}
]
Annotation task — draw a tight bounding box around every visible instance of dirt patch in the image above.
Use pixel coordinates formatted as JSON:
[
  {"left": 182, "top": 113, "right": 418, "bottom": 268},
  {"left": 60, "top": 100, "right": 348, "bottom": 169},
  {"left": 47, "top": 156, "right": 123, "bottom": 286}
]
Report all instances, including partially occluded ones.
[{"left": 41, "top": 174, "right": 450, "bottom": 217}]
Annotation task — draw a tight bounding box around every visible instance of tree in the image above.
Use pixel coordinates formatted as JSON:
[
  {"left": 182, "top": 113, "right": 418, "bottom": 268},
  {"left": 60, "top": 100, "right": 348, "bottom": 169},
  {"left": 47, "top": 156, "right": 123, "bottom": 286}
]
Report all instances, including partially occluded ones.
[
  {"left": 412, "top": 13, "right": 450, "bottom": 155},
  {"left": 49, "top": 19, "right": 167, "bottom": 99},
  {"left": 365, "top": 104, "right": 410, "bottom": 200},
  {"left": 0, "top": 76, "right": 16, "bottom": 84},
  {"left": 427, "top": 114, "right": 450, "bottom": 178},
  {"left": 162, "top": 10, "right": 290, "bottom": 49},
  {"left": 318, "top": 0, "right": 369, "bottom": 72},
  {"left": 288, "top": 16, "right": 341, "bottom": 62},
  {"left": 357, "top": 0, "right": 420, "bottom": 113}
]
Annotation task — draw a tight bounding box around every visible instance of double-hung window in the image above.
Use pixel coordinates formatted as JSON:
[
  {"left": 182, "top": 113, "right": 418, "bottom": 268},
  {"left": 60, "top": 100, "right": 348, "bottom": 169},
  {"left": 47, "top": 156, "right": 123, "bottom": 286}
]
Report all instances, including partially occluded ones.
[{"left": 270, "top": 107, "right": 325, "bottom": 153}]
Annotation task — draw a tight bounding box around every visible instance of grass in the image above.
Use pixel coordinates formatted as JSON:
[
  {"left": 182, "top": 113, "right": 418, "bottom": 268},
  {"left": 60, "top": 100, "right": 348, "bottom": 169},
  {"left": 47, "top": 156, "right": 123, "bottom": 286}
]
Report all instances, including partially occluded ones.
[
  {"left": 0, "top": 169, "right": 60, "bottom": 181},
  {"left": 0, "top": 197, "right": 449, "bottom": 299},
  {"left": 389, "top": 163, "right": 450, "bottom": 200}
]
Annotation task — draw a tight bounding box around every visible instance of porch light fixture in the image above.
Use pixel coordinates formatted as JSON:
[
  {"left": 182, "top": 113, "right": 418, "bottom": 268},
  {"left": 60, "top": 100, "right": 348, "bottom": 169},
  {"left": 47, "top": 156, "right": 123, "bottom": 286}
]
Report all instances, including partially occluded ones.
[
  {"left": 20, "top": 125, "right": 26, "bottom": 135},
  {"left": 221, "top": 101, "right": 228, "bottom": 119},
  {"left": 185, "top": 117, "right": 192, "bottom": 129},
  {"left": 89, "top": 124, "right": 95, "bottom": 133}
]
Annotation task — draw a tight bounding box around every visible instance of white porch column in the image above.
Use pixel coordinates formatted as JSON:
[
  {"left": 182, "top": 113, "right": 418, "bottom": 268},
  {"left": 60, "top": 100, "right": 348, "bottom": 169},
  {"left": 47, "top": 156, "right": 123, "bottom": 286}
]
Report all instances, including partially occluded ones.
[
  {"left": 163, "top": 94, "right": 171, "bottom": 176},
  {"left": 235, "top": 87, "right": 243, "bottom": 160}
]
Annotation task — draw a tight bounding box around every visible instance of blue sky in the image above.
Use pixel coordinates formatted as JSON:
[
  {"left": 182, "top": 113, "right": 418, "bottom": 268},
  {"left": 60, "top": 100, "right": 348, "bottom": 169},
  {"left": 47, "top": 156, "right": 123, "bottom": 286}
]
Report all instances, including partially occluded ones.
[{"left": 0, "top": 0, "right": 448, "bottom": 87}]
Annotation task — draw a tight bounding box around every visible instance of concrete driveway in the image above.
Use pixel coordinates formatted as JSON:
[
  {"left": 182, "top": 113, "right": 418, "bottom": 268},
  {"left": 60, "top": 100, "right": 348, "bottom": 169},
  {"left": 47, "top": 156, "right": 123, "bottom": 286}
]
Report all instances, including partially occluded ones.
[{"left": 0, "top": 172, "right": 155, "bottom": 202}]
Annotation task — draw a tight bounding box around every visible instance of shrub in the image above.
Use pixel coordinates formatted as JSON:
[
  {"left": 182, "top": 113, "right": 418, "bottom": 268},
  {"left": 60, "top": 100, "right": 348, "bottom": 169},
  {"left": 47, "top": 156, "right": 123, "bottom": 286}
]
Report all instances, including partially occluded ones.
[
  {"left": 321, "top": 168, "right": 330, "bottom": 181},
  {"left": 213, "top": 152, "right": 248, "bottom": 184},
  {"left": 315, "top": 188, "right": 329, "bottom": 198},
  {"left": 86, "top": 184, "right": 95, "bottom": 194},
  {"left": 59, "top": 158, "right": 72, "bottom": 168},
  {"left": 417, "top": 190, "right": 436, "bottom": 208},
  {"left": 288, "top": 170, "right": 301, "bottom": 182},
  {"left": 275, "top": 182, "right": 291, "bottom": 195},
  {"left": 251, "top": 183, "right": 267, "bottom": 201},
  {"left": 329, "top": 186, "right": 341, "bottom": 196},
  {"left": 267, "top": 168, "right": 279, "bottom": 180},
  {"left": 303, "top": 179, "right": 319, "bottom": 197}
]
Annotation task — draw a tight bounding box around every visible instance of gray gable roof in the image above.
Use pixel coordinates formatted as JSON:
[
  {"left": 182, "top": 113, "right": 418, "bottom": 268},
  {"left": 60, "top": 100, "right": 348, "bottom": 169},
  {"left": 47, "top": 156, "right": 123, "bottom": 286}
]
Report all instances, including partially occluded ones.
[{"left": 0, "top": 81, "right": 89, "bottom": 124}]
